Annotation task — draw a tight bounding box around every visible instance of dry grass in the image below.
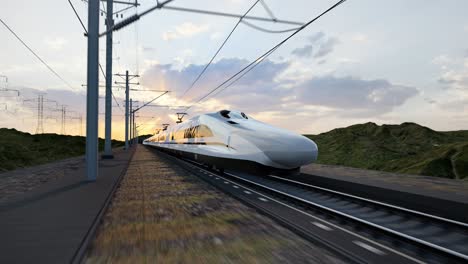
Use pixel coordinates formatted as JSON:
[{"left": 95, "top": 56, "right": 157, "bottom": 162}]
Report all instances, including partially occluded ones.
[{"left": 86, "top": 146, "right": 343, "bottom": 264}]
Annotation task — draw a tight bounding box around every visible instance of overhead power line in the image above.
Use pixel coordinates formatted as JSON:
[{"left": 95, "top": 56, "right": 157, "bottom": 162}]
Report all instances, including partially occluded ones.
[
  {"left": 186, "top": 0, "right": 347, "bottom": 110},
  {"left": 67, "top": 0, "right": 87, "bottom": 34},
  {"left": 240, "top": 20, "right": 301, "bottom": 33},
  {"left": 259, "top": 0, "right": 277, "bottom": 21},
  {"left": 161, "top": 6, "right": 303, "bottom": 25},
  {"left": 0, "top": 18, "right": 76, "bottom": 90},
  {"left": 98, "top": 62, "right": 123, "bottom": 112},
  {"left": 99, "top": 0, "right": 175, "bottom": 37},
  {"left": 180, "top": 0, "right": 260, "bottom": 98}
]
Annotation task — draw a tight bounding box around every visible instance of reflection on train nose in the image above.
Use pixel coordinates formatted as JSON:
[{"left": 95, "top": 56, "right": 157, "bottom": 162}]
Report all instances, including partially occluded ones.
[
  {"left": 267, "top": 136, "right": 318, "bottom": 168},
  {"left": 248, "top": 132, "right": 318, "bottom": 169}
]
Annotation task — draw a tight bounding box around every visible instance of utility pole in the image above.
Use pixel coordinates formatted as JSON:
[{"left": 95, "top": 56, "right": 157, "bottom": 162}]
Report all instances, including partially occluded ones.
[
  {"left": 86, "top": 0, "right": 100, "bottom": 181},
  {"left": 0, "top": 75, "right": 20, "bottom": 97},
  {"left": 129, "top": 98, "right": 133, "bottom": 145},
  {"left": 130, "top": 100, "right": 140, "bottom": 145},
  {"left": 23, "top": 94, "right": 57, "bottom": 134},
  {"left": 125, "top": 71, "right": 129, "bottom": 149},
  {"left": 60, "top": 105, "right": 66, "bottom": 135},
  {"left": 130, "top": 91, "right": 169, "bottom": 142},
  {"left": 103, "top": 0, "right": 114, "bottom": 159},
  {"left": 133, "top": 110, "right": 136, "bottom": 144},
  {"left": 115, "top": 71, "right": 139, "bottom": 150},
  {"left": 80, "top": 114, "right": 83, "bottom": 136},
  {"left": 37, "top": 95, "right": 44, "bottom": 134},
  {"left": 134, "top": 124, "right": 139, "bottom": 144}
]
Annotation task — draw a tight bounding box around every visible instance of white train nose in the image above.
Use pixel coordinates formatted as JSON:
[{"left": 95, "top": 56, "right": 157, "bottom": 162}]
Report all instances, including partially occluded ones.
[
  {"left": 248, "top": 132, "right": 318, "bottom": 169},
  {"left": 265, "top": 135, "right": 318, "bottom": 168}
]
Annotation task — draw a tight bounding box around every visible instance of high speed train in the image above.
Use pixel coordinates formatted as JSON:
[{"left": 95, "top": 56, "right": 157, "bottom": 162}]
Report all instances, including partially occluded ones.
[{"left": 143, "top": 110, "right": 318, "bottom": 175}]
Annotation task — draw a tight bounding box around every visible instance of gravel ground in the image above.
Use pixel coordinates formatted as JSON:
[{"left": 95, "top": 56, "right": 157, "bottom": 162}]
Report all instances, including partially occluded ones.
[
  {"left": 0, "top": 148, "right": 125, "bottom": 204},
  {"left": 86, "top": 146, "right": 345, "bottom": 263},
  {"left": 0, "top": 155, "right": 85, "bottom": 203}
]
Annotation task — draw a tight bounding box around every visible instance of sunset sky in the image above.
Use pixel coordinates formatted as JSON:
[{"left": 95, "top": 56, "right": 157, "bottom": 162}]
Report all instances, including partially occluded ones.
[{"left": 1, "top": 0, "right": 468, "bottom": 140}]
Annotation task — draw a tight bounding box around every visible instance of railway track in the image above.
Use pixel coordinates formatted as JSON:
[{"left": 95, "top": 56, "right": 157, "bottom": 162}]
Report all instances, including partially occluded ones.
[{"left": 153, "top": 148, "right": 468, "bottom": 264}]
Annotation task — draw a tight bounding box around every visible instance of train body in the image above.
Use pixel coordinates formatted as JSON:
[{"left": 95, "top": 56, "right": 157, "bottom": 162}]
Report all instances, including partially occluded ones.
[{"left": 143, "top": 110, "right": 318, "bottom": 174}]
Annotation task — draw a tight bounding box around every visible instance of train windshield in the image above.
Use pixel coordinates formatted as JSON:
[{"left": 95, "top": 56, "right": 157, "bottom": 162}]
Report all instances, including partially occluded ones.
[
  {"left": 220, "top": 110, "right": 248, "bottom": 120},
  {"left": 228, "top": 111, "right": 248, "bottom": 120}
]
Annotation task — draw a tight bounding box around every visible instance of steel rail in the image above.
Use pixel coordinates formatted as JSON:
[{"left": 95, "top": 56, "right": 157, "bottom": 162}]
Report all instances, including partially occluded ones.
[
  {"left": 144, "top": 147, "right": 468, "bottom": 262},
  {"left": 267, "top": 175, "right": 468, "bottom": 228},
  {"left": 169, "top": 155, "right": 425, "bottom": 264},
  {"left": 221, "top": 171, "right": 468, "bottom": 261}
]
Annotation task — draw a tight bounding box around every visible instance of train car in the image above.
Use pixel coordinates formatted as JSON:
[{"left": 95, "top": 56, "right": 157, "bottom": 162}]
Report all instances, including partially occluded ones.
[{"left": 143, "top": 110, "right": 318, "bottom": 175}]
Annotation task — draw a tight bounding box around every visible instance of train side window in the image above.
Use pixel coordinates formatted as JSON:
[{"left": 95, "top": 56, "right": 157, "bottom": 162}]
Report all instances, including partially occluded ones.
[
  {"left": 184, "top": 127, "right": 194, "bottom": 138},
  {"left": 174, "top": 129, "right": 184, "bottom": 140},
  {"left": 220, "top": 110, "right": 230, "bottom": 118},
  {"left": 197, "top": 125, "right": 213, "bottom": 138}
]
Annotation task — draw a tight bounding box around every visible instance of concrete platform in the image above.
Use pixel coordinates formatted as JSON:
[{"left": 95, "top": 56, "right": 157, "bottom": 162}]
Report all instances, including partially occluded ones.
[
  {"left": 0, "top": 148, "right": 134, "bottom": 264},
  {"left": 300, "top": 163, "right": 468, "bottom": 223}
]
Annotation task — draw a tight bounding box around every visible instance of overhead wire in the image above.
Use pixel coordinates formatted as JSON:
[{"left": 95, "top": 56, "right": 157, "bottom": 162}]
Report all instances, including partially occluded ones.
[
  {"left": 240, "top": 20, "right": 301, "bottom": 33},
  {"left": 101, "top": 0, "right": 106, "bottom": 14},
  {"left": 161, "top": 6, "right": 302, "bottom": 25},
  {"left": 186, "top": 0, "right": 347, "bottom": 110},
  {"left": 68, "top": 0, "right": 123, "bottom": 114},
  {"left": 67, "top": 0, "right": 87, "bottom": 33},
  {"left": 211, "top": 47, "right": 278, "bottom": 99},
  {"left": 180, "top": 0, "right": 260, "bottom": 99},
  {"left": 134, "top": 8, "right": 140, "bottom": 75},
  {"left": 68, "top": 0, "right": 126, "bottom": 123},
  {"left": 259, "top": 0, "right": 277, "bottom": 21},
  {"left": 81, "top": 0, "right": 107, "bottom": 14},
  {"left": 0, "top": 18, "right": 77, "bottom": 91},
  {"left": 98, "top": 63, "right": 123, "bottom": 112}
]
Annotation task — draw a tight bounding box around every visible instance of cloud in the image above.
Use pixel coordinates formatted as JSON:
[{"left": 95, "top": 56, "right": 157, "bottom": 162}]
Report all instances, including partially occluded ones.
[
  {"left": 291, "top": 32, "right": 339, "bottom": 59},
  {"left": 294, "top": 76, "right": 419, "bottom": 116},
  {"left": 309, "top": 32, "right": 325, "bottom": 42},
  {"left": 140, "top": 58, "right": 418, "bottom": 118},
  {"left": 0, "top": 86, "right": 90, "bottom": 135},
  {"left": 291, "top": 45, "right": 313, "bottom": 57},
  {"left": 162, "top": 23, "right": 210, "bottom": 41},
  {"left": 44, "top": 37, "right": 67, "bottom": 50},
  {"left": 140, "top": 58, "right": 289, "bottom": 98},
  {"left": 424, "top": 98, "right": 437, "bottom": 104},
  {"left": 438, "top": 75, "right": 457, "bottom": 85},
  {"left": 436, "top": 59, "right": 468, "bottom": 90},
  {"left": 314, "top": 37, "right": 339, "bottom": 58},
  {"left": 210, "top": 32, "right": 223, "bottom": 40},
  {"left": 351, "top": 33, "right": 369, "bottom": 43},
  {"left": 438, "top": 98, "right": 468, "bottom": 112},
  {"left": 432, "top": 55, "right": 452, "bottom": 66}
]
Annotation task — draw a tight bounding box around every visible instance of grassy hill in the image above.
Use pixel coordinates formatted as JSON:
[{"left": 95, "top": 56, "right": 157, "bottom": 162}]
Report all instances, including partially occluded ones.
[
  {"left": 305, "top": 122, "right": 468, "bottom": 179},
  {"left": 0, "top": 128, "right": 124, "bottom": 172}
]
